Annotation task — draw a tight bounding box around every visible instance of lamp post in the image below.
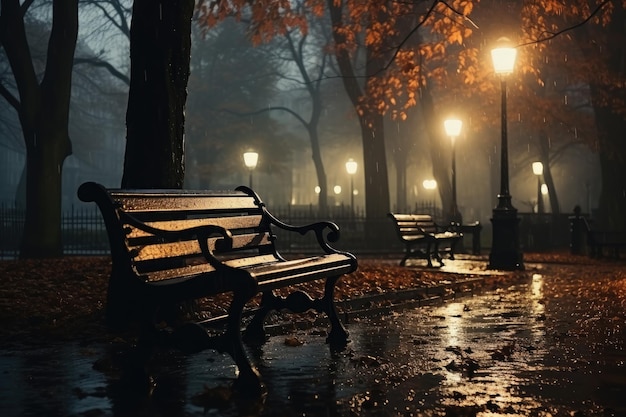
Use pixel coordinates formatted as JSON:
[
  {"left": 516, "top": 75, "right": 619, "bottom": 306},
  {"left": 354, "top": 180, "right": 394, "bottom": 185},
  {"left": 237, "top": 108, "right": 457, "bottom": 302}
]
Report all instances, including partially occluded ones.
[
  {"left": 532, "top": 161, "right": 544, "bottom": 214},
  {"left": 422, "top": 179, "right": 437, "bottom": 209},
  {"left": 345, "top": 158, "right": 358, "bottom": 217},
  {"left": 243, "top": 151, "right": 258, "bottom": 188},
  {"left": 444, "top": 118, "right": 463, "bottom": 224},
  {"left": 333, "top": 185, "right": 342, "bottom": 207},
  {"left": 488, "top": 38, "right": 524, "bottom": 270}
]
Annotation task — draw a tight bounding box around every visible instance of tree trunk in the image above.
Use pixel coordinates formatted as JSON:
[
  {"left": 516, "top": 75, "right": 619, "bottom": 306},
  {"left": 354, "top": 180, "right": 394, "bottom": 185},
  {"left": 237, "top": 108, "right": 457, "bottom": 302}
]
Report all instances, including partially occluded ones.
[
  {"left": 538, "top": 131, "right": 560, "bottom": 215},
  {"left": 391, "top": 145, "right": 408, "bottom": 212},
  {"left": 122, "top": 0, "right": 194, "bottom": 188},
  {"left": 358, "top": 109, "right": 391, "bottom": 222},
  {"left": 420, "top": 86, "right": 452, "bottom": 222},
  {"left": 309, "top": 124, "right": 329, "bottom": 217},
  {"left": 594, "top": 107, "right": 626, "bottom": 230},
  {"left": 327, "top": 0, "right": 391, "bottom": 243},
  {"left": 0, "top": 0, "right": 77, "bottom": 258},
  {"left": 574, "top": 3, "right": 626, "bottom": 229},
  {"left": 20, "top": 126, "right": 72, "bottom": 258}
]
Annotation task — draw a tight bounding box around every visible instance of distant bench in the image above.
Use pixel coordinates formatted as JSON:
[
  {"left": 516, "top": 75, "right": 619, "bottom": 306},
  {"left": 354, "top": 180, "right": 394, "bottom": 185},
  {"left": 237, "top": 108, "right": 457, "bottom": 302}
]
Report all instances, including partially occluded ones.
[
  {"left": 388, "top": 213, "right": 462, "bottom": 267},
  {"left": 579, "top": 217, "right": 626, "bottom": 258},
  {"left": 78, "top": 182, "right": 357, "bottom": 394}
]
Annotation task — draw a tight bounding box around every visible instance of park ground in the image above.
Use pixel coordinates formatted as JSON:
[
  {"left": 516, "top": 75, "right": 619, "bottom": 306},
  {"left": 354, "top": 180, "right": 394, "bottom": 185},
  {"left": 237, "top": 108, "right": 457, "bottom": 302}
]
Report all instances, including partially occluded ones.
[
  {"left": 1, "top": 252, "right": 626, "bottom": 416},
  {"left": 0, "top": 251, "right": 623, "bottom": 345}
]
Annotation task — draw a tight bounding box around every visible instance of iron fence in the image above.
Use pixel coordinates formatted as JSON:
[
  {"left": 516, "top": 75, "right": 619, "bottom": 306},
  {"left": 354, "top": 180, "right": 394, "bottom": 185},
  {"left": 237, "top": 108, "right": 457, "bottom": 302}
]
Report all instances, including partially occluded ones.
[
  {"left": 0, "top": 203, "right": 23, "bottom": 258},
  {"left": 1, "top": 202, "right": 441, "bottom": 258},
  {"left": 1, "top": 201, "right": 575, "bottom": 259}
]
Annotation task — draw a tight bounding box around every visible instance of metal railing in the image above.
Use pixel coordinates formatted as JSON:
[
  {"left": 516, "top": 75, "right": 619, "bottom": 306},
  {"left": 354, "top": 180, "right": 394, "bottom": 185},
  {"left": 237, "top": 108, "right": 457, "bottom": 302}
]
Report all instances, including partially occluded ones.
[{"left": 1, "top": 202, "right": 576, "bottom": 259}]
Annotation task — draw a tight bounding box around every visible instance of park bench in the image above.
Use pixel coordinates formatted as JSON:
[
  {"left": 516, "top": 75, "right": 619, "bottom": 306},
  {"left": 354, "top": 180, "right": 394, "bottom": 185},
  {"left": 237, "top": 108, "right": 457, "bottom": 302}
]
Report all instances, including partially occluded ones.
[
  {"left": 388, "top": 213, "right": 462, "bottom": 267},
  {"left": 77, "top": 181, "right": 357, "bottom": 394},
  {"left": 579, "top": 216, "right": 626, "bottom": 258}
]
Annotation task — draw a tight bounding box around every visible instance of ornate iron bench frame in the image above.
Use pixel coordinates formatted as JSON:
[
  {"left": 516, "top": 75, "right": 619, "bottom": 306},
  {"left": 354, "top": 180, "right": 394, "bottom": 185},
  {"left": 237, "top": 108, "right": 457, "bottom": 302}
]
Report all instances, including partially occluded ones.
[{"left": 78, "top": 182, "right": 357, "bottom": 394}]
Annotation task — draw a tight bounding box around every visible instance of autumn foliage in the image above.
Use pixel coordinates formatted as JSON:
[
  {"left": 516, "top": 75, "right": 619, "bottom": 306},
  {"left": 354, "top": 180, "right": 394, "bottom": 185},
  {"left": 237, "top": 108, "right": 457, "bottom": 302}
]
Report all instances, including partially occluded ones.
[{"left": 196, "top": 0, "right": 480, "bottom": 121}]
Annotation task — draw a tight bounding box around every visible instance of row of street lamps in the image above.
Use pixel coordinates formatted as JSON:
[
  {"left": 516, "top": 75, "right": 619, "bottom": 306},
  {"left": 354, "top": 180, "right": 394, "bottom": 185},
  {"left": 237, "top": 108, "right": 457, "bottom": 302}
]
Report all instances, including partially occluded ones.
[
  {"left": 440, "top": 38, "right": 524, "bottom": 271},
  {"left": 532, "top": 161, "right": 546, "bottom": 214},
  {"left": 241, "top": 39, "right": 524, "bottom": 271},
  {"left": 242, "top": 151, "right": 360, "bottom": 213}
]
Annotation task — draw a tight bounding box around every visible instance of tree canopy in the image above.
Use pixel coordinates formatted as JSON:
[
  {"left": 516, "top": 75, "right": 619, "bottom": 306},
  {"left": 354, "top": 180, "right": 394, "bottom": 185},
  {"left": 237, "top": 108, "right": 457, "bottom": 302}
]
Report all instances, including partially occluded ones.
[{"left": 185, "top": 20, "right": 293, "bottom": 189}]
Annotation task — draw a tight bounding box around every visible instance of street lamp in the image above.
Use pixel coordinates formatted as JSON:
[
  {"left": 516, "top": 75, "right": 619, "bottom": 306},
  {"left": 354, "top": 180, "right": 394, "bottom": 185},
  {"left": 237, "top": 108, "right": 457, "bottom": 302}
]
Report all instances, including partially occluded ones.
[
  {"left": 422, "top": 179, "right": 437, "bottom": 209},
  {"left": 333, "top": 185, "right": 342, "bottom": 206},
  {"left": 243, "top": 151, "right": 258, "bottom": 188},
  {"left": 345, "top": 158, "right": 358, "bottom": 216},
  {"left": 422, "top": 179, "right": 437, "bottom": 191},
  {"left": 488, "top": 37, "right": 524, "bottom": 270},
  {"left": 532, "top": 161, "right": 544, "bottom": 214},
  {"left": 444, "top": 118, "right": 463, "bottom": 224}
]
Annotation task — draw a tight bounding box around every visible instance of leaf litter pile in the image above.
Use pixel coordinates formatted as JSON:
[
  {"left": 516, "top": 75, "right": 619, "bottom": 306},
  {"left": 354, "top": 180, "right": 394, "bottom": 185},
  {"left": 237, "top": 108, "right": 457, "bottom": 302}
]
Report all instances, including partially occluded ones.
[{"left": 0, "top": 253, "right": 625, "bottom": 348}]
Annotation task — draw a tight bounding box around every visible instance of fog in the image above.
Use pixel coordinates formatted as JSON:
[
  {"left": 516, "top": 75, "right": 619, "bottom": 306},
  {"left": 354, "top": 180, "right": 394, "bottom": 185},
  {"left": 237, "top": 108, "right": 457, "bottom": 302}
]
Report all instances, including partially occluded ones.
[{"left": 0, "top": 2, "right": 603, "bottom": 229}]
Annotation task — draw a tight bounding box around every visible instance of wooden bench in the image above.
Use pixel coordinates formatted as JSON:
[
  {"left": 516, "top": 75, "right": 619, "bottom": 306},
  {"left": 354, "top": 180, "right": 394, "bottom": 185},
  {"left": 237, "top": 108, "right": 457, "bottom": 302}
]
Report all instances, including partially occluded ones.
[
  {"left": 388, "top": 213, "right": 462, "bottom": 267},
  {"left": 78, "top": 182, "right": 357, "bottom": 394},
  {"left": 579, "top": 217, "right": 626, "bottom": 258}
]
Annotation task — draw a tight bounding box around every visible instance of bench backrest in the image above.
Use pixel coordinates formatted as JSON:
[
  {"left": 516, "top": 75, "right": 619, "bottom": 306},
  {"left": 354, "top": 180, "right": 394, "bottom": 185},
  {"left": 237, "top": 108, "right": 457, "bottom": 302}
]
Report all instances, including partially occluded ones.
[
  {"left": 78, "top": 182, "right": 277, "bottom": 282},
  {"left": 388, "top": 213, "right": 438, "bottom": 238}
]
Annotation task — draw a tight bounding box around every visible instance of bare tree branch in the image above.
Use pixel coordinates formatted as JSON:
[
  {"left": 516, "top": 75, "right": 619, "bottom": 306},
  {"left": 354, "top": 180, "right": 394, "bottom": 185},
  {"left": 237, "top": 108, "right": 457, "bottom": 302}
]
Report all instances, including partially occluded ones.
[
  {"left": 517, "top": 0, "right": 611, "bottom": 47},
  {"left": 217, "top": 105, "right": 309, "bottom": 130},
  {"left": 0, "top": 83, "right": 20, "bottom": 111},
  {"left": 74, "top": 56, "right": 130, "bottom": 85}
]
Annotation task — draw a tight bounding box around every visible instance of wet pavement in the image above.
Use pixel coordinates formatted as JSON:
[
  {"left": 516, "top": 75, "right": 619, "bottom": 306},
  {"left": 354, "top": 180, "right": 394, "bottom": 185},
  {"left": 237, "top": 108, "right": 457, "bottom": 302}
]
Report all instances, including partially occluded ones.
[{"left": 1, "top": 258, "right": 625, "bottom": 417}]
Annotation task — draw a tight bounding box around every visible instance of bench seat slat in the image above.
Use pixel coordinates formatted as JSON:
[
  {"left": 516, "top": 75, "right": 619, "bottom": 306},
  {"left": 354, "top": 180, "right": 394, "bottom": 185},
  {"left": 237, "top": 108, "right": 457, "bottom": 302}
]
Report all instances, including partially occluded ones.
[
  {"left": 141, "top": 254, "right": 279, "bottom": 282},
  {"left": 249, "top": 254, "right": 355, "bottom": 290},
  {"left": 124, "top": 215, "right": 264, "bottom": 238},
  {"left": 129, "top": 232, "right": 275, "bottom": 262},
  {"left": 143, "top": 254, "right": 354, "bottom": 290},
  {"left": 398, "top": 235, "right": 430, "bottom": 242},
  {"left": 111, "top": 194, "right": 257, "bottom": 213}
]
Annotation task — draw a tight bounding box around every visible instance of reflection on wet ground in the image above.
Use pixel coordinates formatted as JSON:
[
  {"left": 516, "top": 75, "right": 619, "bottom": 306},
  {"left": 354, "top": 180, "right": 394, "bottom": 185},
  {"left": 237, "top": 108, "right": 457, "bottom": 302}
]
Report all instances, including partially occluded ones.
[{"left": 1, "top": 263, "right": 625, "bottom": 416}]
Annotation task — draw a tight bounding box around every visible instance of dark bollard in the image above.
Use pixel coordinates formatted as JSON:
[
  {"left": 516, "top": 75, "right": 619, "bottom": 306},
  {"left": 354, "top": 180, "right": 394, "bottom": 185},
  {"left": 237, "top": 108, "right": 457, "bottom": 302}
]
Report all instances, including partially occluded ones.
[
  {"left": 569, "top": 206, "right": 585, "bottom": 255},
  {"left": 471, "top": 222, "right": 482, "bottom": 255},
  {"left": 460, "top": 221, "right": 482, "bottom": 255}
]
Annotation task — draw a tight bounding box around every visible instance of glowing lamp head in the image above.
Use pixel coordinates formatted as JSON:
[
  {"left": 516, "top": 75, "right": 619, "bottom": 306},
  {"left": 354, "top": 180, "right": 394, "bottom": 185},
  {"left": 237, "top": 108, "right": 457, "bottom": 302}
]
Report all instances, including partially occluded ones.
[
  {"left": 243, "top": 151, "right": 259, "bottom": 169},
  {"left": 345, "top": 158, "right": 358, "bottom": 175},
  {"left": 444, "top": 119, "right": 463, "bottom": 138},
  {"left": 491, "top": 37, "right": 517, "bottom": 75}
]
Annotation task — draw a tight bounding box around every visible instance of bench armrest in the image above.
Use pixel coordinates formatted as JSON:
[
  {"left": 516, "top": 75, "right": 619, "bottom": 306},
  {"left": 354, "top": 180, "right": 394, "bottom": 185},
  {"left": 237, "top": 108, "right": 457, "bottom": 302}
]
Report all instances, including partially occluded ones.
[
  {"left": 435, "top": 222, "right": 460, "bottom": 234},
  {"left": 236, "top": 185, "right": 347, "bottom": 255},
  {"left": 270, "top": 211, "right": 343, "bottom": 254},
  {"left": 118, "top": 211, "right": 234, "bottom": 268}
]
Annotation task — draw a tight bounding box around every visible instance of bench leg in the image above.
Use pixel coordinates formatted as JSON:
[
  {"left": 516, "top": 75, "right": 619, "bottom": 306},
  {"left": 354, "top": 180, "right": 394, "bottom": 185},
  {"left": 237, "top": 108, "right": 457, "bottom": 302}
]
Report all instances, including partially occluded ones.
[
  {"left": 432, "top": 242, "right": 444, "bottom": 266},
  {"left": 401, "top": 245, "right": 433, "bottom": 267},
  {"left": 243, "top": 276, "right": 349, "bottom": 350},
  {"left": 226, "top": 289, "right": 264, "bottom": 395},
  {"left": 242, "top": 291, "right": 275, "bottom": 345},
  {"left": 425, "top": 242, "right": 435, "bottom": 267},
  {"left": 448, "top": 240, "right": 457, "bottom": 260},
  {"left": 146, "top": 284, "right": 263, "bottom": 395},
  {"left": 322, "top": 274, "right": 349, "bottom": 349}
]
